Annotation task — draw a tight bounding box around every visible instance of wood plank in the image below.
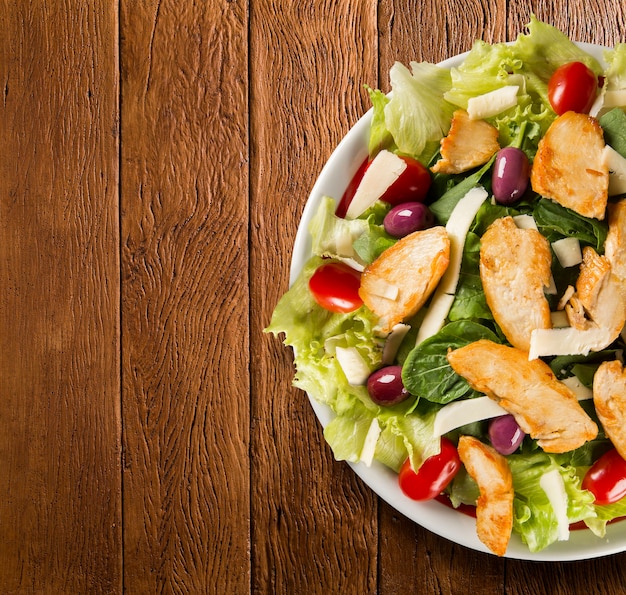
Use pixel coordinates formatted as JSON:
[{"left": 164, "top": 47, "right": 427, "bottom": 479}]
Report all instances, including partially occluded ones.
[
  {"left": 250, "top": 0, "right": 380, "bottom": 592},
  {"left": 0, "top": 2, "right": 121, "bottom": 592},
  {"left": 120, "top": 2, "right": 250, "bottom": 592}
]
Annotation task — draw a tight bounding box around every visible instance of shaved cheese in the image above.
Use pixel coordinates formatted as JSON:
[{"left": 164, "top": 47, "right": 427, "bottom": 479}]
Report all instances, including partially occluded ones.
[
  {"left": 345, "top": 150, "right": 407, "bottom": 219},
  {"left": 382, "top": 323, "right": 411, "bottom": 364},
  {"left": 335, "top": 346, "right": 371, "bottom": 385},
  {"left": 360, "top": 418, "right": 381, "bottom": 466},
  {"left": 467, "top": 85, "right": 519, "bottom": 120},
  {"left": 433, "top": 396, "right": 508, "bottom": 437},
  {"left": 550, "top": 310, "right": 570, "bottom": 328},
  {"left": 529, "top": 327, "right": 614, "bottom": 360},
  {"left": 592, "top": 89, "right": 626, "bottom": 117},
  {"left": 416, "top": 186, "right": 488, "bottom": 344},
  {"left": 552, "top": 237, "right": 583, "bottom": 268},
  {"left": 540, "top": 469, "right": 570, "bottom": 541},
  {"left": 545, "top": 275, "right": 558, "bottom": 296},
  {"left": 366, "top": 277, "right": 399, "bottom": 301},
  {"left": 602, "top": 145, "right": 626, "bottom": 196},
  {"left": 513, "top": 214, "right": 538, "bottom": 230},
  {"left": 561, "top": 376, "right": 593, "bottom": 401}
]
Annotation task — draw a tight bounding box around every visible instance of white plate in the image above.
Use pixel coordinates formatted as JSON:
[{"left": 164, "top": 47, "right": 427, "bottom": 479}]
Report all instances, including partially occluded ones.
[{"left": 289, "top": 43, "right": 626, "bottom": 560}]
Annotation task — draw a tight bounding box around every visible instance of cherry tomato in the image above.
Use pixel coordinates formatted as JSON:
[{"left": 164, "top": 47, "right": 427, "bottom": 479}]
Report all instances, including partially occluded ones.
[
  {"left": 308, "top": 262, "right": 363, "bottom": 313},
  {"left": 336, "top": 157, "right": 371, "bottom": 218},
  {"left": 547, "top": 61, "right": 598, "bottom": 115},
  {"left": 379, "top": 155, "right": 432, "bottom": 206},
  {"left": 582, "top": 448, "right": 626, "bottom": 505},
  {"left": 398, "top": 437, "right": 461, "bottom": 501}
]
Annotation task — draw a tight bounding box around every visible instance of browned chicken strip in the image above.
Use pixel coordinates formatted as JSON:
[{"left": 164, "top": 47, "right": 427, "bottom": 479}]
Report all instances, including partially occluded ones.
[
  {"left": 480, "top": 216, "right": 552, "bottom": 352},
  {"left": 563, "top": 247, "right": 626, "bottom": 342},
  {"left": 458, "top": 436, "right": 513, "bottom": 557},
  {"left": 531, "top": 111, "right": 608, "bottom": 220},
  {"left": 593, "top": 360, "right": 626, "bottom": 460},
  {"left": 359, "top": 226, "right": 450, "bottom": 334},
  {"left": 605, "top": 200, "right": 626, "bottom": 292},
  {"left": 430, "top": 109, "right": 500, "bottom": 175},
  {"left": 447, "top": 340, "right": 598, "bottom": 453}
]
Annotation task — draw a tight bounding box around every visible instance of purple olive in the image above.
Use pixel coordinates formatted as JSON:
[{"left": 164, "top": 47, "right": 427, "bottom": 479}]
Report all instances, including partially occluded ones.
[
  {"left": 492, "top": 147, "right": 530, "bottom": 205},
  {"left": 383, "top": 202, "right": 434, "bottom": 238},
  {"left": 367, "top": 365, "right": 409, "bottom": 406},
  {"left": 488, "top": 414, "right": 525, "bottom": 455}
]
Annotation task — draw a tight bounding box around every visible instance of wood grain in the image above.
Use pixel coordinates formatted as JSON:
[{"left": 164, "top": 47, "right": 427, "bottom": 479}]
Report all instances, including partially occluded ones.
[
  {"left": 0, "top": 2, "right": 121, "bottom": 592},
  {"left": 120, "top": 1, "right": 249, "bottom": 593},
  {"left": 250, "top": 1, "right": 379, "bottom": 593}
]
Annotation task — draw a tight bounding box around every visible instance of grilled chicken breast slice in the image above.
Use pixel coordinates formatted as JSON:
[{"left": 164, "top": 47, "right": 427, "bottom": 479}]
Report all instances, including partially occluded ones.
[
  {"left": 458, "top": 436, "right": 513, "bottom": 557},
  {"left": 593, "top": 360, "right": 626, "bottom": 460},
  {"left": 430, "top": 110, "right": 500, "bottom": 175},
  {"left": 563, "top": 247, "right": 626, "bottom": 342},
  {"left": 605, "top": 200, "right": 626, "bottom": 295},
  {"left": 359, "top": 226, "right": 450, "bottom": 334},
  {"left": 447, "top": 340, "right": 598, "bottom": 453},
  {"left": 530, "top": 111, "right": 608, "bottom": 220},
  {"left": 480, "top": 216, "right": 552, "bottom": 351}
]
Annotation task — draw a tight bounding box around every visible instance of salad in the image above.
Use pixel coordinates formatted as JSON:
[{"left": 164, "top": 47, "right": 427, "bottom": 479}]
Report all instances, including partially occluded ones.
[{"left": 266, "top": 17, "right": 626, "bottom": 556}]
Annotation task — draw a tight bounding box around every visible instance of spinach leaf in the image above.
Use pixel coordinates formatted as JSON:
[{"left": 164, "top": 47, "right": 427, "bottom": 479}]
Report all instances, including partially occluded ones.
[
  {"left": 448, "top": 232, "right": 493, "bottom": 321},
  {"left": 533, "top": 198, "right": 608, "bottom": 252},
  {"left": 600, "top": 108, "right": 626, "bottom": 158},
  {"left": 402, "top": 320, "right": 500, "bottom": 404},
  {"left": 429, "top": 156, "right": 495, "bottom": 225}
]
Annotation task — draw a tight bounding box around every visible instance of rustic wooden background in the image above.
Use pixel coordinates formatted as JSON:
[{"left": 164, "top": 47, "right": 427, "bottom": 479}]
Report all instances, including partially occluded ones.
[{"left": 1, "top": 1, "right": 626, "bottom": 593}]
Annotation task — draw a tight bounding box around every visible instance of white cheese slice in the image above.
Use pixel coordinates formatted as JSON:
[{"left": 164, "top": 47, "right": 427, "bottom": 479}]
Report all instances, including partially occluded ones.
[
  {"left": 345, "top": 150, "right": 407, "bottom": 219},
  {"left": 360, "top": 418, "right": 381, "bottom": 467},
  {"left": 595, "top": 89, "right": 626, "bottom": 116},
  {"left": 513, "top": 214, "right": 538, "bottom": 230},
  {"left": 334, "top": 256, "right": 365, "bottom": 272},
  {"left": 560, "top": 376, "right": 593, "bottom": 401},
  {"left": 601, "top": 145, "right": 626, "bottom": 196},
  {"left": 550, "top": 310, "right": 570, "bottom": 328},
  {"left": 544, "top": 275, "right": 558, "bottom": 296},
  {"left": 334, "top": 346, "right": 371, "bottom": 385},
  {"left": 466, "top": 85, "right": 519, "bottom": 120},
  {"left": 366, "top": 277, "right": 399, "bottom": 301},
  {"left": 529, "top": 327, "right": 614, "bottom": 360},
  {"left": 552, "top": 237, "right": 583, "bottom": 268},
  {"left": 433, "top": 396, "right": 508, "bottom": 438},
  {"left": 382, "top": 323, "right": 411, "bottom": 364},
  {"left": 416, "top": 186, "right": 489, "bottom": 344},
  {"left": 540, "top": 468, "right": 570, "bottom": 542}
]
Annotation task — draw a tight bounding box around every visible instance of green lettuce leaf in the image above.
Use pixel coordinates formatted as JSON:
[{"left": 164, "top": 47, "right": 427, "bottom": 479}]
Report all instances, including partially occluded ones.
[
  {"left": 383, "top": 61, "right": 454, "bottom": 163},
  {"left": 508, "top": 452, "right": 596, "bottom": 552}
]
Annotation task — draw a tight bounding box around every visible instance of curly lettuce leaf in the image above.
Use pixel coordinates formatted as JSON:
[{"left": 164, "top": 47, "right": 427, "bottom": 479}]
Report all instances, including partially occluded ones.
[{"left": 383, "top": 61, "right": 454, "bottom": 163}]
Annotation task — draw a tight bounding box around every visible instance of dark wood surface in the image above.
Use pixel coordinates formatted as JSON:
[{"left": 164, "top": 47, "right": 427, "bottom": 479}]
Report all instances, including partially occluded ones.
[{"left": 2, "top": 1, "right": 626, "bottom": 593}]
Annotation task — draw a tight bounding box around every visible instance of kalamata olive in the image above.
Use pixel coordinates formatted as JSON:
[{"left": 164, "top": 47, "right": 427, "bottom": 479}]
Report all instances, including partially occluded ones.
[
  {"left": 367, "top": 365, "right": 409, "bottom": 406},
  {"left": 492, "top": 147, "right": 530, "bottom": 205},
  {"left": 383, "top": 202, "right": 434, "bottom": 238},
  {"left": 488, "top": 414, "right": 525, "bottom": 455}
]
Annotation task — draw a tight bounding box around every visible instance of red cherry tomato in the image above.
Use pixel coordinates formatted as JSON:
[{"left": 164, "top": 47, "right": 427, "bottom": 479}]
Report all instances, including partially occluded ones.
[
  {"left": 308, "top": 262, "right": 363, "bottom": 313},
  {"left": 398, "top": 437, "right": 461, "bottom": 501},
  {"left": 547, "top": 61, "right": 598, "bottom": 115},
  {"left": 582, "top": 448, "right": 626, "bottom": 505},
  {"left": 380, "top": 155, "right": 432, "bottom": 206}
]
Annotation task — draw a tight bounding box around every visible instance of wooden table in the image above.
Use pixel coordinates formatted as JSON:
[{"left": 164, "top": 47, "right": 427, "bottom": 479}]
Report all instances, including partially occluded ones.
[{"left": 2, "top": 1, "right": 626, "bottom": 593}]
